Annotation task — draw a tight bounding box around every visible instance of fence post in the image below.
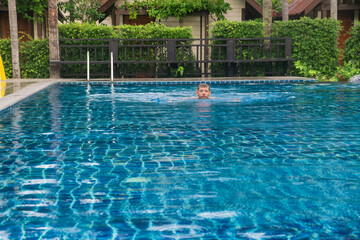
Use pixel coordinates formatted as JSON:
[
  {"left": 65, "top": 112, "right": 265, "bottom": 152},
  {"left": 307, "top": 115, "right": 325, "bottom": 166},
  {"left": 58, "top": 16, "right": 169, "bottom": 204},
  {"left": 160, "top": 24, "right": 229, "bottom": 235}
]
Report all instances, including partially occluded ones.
[
  {"left": 284, "top": 37, "right": 292, "bottom": 75},
  {"left": 226, "top": 39, "right": 236, "bottom": 77},
  {"left": 167, "top": 39, "right": 178, "bottom": 76},
  {"left": 109, "top": 39, "right": 118, "bottom": 78}
]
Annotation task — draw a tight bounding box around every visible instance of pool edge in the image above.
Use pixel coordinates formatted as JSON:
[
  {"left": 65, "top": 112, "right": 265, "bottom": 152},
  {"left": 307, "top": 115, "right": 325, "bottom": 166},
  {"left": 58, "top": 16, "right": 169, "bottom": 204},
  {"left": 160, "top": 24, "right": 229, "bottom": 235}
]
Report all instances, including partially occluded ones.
[{"left": 0, "top": 82, "right": 56, "bottom": 113}]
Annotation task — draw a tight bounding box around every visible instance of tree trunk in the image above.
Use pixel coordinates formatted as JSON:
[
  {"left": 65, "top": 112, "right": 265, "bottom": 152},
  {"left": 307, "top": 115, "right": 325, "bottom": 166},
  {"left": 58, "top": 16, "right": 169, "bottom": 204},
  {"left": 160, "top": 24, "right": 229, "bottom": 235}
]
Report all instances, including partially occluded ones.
[
  {"left": 331, "top": 0, "right": 337, "bottom": 20},
  {"left": 8, "top": 0, "right": 21, "bottom": 78},
  {"left": 282, "top": 0, "right": 289, "bottom": 21},
  {"left": 48, "top": 0, "right": 60, "bottom": 78},
  {"left": 263, "top": 0, "right": 272, "bottom": 38}
]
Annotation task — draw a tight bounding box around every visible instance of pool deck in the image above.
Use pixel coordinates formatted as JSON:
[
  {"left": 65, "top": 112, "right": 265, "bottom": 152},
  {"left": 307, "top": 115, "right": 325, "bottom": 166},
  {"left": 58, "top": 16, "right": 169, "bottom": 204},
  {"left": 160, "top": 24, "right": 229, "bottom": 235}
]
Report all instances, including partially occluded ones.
[{"left": 0, "top": 76, "right": 316, "bottom": 112}]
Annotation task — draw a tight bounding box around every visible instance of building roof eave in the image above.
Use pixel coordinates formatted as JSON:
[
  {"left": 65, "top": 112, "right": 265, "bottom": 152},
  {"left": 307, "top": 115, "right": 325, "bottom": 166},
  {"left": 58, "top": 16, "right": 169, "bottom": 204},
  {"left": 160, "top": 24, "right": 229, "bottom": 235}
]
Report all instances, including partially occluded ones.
[{"left": 246, "top": 0, "right": 262, "bottom": 15}]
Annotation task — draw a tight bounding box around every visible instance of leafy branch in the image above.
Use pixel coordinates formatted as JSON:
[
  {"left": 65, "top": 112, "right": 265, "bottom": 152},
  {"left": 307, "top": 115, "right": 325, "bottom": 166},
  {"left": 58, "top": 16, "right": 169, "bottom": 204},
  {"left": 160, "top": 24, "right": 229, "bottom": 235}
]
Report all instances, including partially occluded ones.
[{"left": 120, "top": 0, "right": 231, "bottom": 21}]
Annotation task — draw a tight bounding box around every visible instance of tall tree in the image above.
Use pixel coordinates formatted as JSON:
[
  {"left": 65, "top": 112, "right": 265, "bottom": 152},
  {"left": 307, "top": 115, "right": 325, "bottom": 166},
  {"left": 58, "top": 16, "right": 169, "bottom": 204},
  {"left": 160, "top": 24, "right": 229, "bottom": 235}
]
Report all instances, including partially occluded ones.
[
  {"left": 48, "top": 0, "right": 60, "bottom": 78},
  {"left": 331, "top": 0, "right": 337, "bottom": 20},
  {"left": 263, "top": 0, "right": 272, "bottom": 38},
  {"left": 282, "top": 0, "right": 288, "bottom": 21},
  {"left": 8, "top": 0, "right": 21, "bottom": 78}
]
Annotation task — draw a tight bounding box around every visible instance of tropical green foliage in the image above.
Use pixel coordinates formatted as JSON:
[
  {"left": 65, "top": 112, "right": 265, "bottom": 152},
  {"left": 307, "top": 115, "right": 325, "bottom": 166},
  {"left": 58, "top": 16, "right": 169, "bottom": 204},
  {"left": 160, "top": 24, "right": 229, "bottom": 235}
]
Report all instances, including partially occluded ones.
[
  {"left": 120, "top": 0, "right": 231, "bottom": 20},
  {"left": 58, "top": 23, "right": 195, "bottom": 78},
  {"left": 273, "top": 17, "right": 340, "bottom": 81},
  {"left": 0, "top": 38, "right": 49, "bottom": 78},
  {"left": 58, "top": 22, "right": 193, "bottom": 39},
  {"left": 211, "top": 20, "right": 264, "bottom": 38},
  {"left": 1, "top": 18, "right": 343, "bottom": 80},
  {"left": 335, "top": 25, "right": 360, "bottom": 81},
  {"left": 59, "top": 22, "right": 118, "bottom": 39},
  {"left": 343, "top": 25, "right": 360, "bottom": 63},
  {"left": 2, "top": 0, "right": 48, "bottom": 22},
  {"left": 210, "top": 20, "right": 264, "bottom": 76},
  {"left": 333, "top": 61, "right": 360, "bottom": 81},
  {"left": 20, "top": 39, "right": 50, "bottom": 78},
  {"left": 211, "top": 18, "right": 340, "bottom": 80},
  {"left": 0, "top": 39, "right": 12, "bottom": 78},
  {"left": 58, "top": 0, "right": 105, "bottom": 23}
]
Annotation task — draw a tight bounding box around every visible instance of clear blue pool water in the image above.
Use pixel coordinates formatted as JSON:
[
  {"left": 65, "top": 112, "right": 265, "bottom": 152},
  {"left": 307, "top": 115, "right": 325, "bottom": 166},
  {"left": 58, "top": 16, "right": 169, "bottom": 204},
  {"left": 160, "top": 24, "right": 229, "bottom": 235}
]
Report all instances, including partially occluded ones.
[{"left": 0, "top": 83, "right": 359, "bottom": 239}]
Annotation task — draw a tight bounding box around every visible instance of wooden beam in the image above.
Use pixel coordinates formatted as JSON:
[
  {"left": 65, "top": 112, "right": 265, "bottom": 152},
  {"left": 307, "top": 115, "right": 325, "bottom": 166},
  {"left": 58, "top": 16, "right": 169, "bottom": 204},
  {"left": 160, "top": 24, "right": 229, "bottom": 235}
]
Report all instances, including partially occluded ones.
[
  {"left": 246, "top": 0, "right": 262, "bottom": 15},
  {"left": 322, "top": 4, "right": 360, "bottom": 10},
  {"left": 99, "top": 0, "right": 117, "bottom": 13}
]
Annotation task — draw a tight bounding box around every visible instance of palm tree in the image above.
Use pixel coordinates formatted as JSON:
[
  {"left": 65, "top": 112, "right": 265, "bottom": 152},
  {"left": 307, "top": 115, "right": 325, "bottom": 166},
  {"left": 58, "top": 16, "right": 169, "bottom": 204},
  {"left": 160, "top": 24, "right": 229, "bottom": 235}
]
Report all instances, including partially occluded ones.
[
  {"left": 8, "top": 0, "right": 21, "bottom": 78},
  {"left": 282, "top": 0, "right": 288, "bottom": 21},
  {"left": 331, "top": 0, "right": 337, "bottom": 20},
  {"left": 48, "top": 0, "right": 60, "bottom": 78},
  {"left": 263, "top": 0, "right": 272, "bottom": 38}
]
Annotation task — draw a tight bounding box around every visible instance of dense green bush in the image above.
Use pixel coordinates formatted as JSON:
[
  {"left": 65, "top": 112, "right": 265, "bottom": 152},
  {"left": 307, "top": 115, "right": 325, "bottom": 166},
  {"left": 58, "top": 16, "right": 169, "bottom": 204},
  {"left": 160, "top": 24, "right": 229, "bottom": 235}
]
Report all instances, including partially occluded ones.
[
  {"left": 59, "top": 23, "right": 196, "bottom": 78},
  {"left": 343, "top": 25, "right": 360, "bottom": 63},
  {"left": 273, "top": 17, "right": 340, "bottom": 81},
  {"left": 58, "top": 22, "right": 193, "bottom": 39},
  {"left": 1, "top": 19, "right": 342, "bottom": 80},
  {"left": 0, "top": 38, "right": 49, "bottom": 78},
  {"left": 20, "top": 39, "right": 50, "bottom": 78},
  {"left": 334, "top": 25, "right": 360, "bottom": 81},
  {"left": 210, "top": 20, "right": 264, "bottom": 76},
  {"left": 211, "top": 20, "right": 263, "bottom": 38},
  {"left": 211, "top": 17, "right": 340, "bottom": 80},
  {"left": 0, "top": 39, "right": 12, "bottom": 78}
]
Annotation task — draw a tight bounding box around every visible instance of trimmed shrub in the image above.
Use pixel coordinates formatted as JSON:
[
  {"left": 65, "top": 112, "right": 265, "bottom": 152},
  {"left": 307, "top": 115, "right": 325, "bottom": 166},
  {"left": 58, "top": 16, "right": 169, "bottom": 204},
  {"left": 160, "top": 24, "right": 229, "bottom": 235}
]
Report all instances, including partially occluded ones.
[
  {"left": 344, "top": 25, "right": 360, "bottom": 63},
  {"left": 59, "top": 22, "right": 118, "bottom": 39},
  {"left": 20, "top": 39, "right": 50, "bottom": 78},
  {"left": 273, "top": 17, "right": 340, "bottom": 80},
  {"left": 211, "top": 20, "right": 264, "bottom": 38},
  {"left": 1, "top": 19, "right": 341, "bottom": 80},
  {"left": 0, "top": 39, "right": 12, "bottom": 78},
  {"left": 0, "top": 38, "right": 49, "bottom": 78},
  {"left": 59, "top": 23, "right": 196, "bottom": 78},
  {"left": 211, "top": 17, "right": 340, "bottom": 80}
]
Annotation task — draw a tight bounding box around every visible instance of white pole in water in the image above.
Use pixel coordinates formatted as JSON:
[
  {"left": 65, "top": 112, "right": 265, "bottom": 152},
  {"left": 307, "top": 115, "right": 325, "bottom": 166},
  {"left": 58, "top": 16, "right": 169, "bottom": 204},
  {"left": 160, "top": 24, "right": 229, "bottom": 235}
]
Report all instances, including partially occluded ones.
[
  {"left": 111, "top": 52, "right": 114, "bottom": 82},
  {"left": 87, "top": 50, "right": 90, "bottom": 82}
]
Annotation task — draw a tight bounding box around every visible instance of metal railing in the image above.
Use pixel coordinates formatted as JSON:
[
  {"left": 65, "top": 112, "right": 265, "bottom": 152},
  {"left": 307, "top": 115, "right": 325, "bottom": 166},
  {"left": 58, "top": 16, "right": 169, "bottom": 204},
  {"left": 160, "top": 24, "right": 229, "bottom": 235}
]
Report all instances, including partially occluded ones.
[{"left": 55, "top": 38, "right": 294, "bottom": 79}]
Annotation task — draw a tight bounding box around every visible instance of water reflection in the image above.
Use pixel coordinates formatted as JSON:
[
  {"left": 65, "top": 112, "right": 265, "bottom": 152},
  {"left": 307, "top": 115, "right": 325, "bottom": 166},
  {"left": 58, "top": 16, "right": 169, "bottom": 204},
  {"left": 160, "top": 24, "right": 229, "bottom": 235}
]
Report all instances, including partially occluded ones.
[{"left": 0, "top": 81, "right": 36, "bottom": 98}]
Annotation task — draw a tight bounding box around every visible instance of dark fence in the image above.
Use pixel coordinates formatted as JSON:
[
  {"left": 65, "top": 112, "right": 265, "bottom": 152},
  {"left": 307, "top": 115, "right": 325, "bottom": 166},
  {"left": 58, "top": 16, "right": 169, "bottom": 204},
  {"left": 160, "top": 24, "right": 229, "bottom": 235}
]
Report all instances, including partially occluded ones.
[{"left": 56, "top": 38, "right": 293, "bottom": 78}]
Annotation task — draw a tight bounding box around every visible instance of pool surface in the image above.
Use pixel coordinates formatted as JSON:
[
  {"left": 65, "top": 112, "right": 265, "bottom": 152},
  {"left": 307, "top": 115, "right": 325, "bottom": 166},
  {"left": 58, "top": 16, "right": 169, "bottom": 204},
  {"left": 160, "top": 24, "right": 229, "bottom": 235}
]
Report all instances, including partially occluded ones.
[{"left": 0, "top": 83, "right": 359, "bottom": 239}]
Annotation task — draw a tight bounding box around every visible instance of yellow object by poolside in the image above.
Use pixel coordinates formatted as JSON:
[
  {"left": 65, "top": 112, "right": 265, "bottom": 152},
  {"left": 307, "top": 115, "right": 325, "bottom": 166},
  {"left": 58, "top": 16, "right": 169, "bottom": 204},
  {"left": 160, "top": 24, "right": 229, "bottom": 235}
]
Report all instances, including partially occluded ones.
[{"left": 0, "top": 54, "right": 6, "bottom": 98}]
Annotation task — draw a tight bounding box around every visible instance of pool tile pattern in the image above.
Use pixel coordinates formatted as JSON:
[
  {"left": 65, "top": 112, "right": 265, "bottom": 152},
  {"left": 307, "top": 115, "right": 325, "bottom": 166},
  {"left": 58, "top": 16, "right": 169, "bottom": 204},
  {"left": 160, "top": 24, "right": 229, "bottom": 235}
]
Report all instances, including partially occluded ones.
[{"left": 1, "top": 82, "right": 359, "bottom": 239}]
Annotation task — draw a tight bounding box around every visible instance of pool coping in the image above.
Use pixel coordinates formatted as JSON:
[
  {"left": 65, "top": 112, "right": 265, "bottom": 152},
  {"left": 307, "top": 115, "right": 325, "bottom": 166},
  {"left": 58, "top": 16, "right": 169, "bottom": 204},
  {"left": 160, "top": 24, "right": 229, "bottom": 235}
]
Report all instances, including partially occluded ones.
[
  {"left": 0, "top": 76, "right": 317, "bottom": 113},
  {"left": 0, "top": 82, "right": 56, "bottom": 113}
]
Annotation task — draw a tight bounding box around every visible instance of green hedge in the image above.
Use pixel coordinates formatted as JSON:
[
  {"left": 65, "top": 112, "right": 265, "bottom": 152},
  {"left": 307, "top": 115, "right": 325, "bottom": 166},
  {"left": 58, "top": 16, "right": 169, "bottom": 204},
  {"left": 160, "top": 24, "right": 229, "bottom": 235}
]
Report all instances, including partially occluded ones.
[
  {"left": 0, "top": 39, "right": 12, "bottom": 78},
  {"left": 336, "top": 25, "right": 360, "bottom": 81},
  {"left": 273, "top": 17, "right": 340, "bottom": 81},
  {"left": 1, "top": 19, "right": 342, "bottom": 80},
  {"left": 211, "top": 20, "right": 264, "bottom": 38},
  {"left": 211, "top": 17, "right": 340, "bottom": 80},
  {"left": 210, "top": 20, "right": 266, "bottom": 76},
  {"left": 59, "top": 22, "right": 193, "bottom": 39},
  {"left": 58, "top": 23, "right": 195, "bottom": 78},
  {"left": 0, "top": 38, "right": 49, "bottom": 78},
  {"left": 344, "top": 25, "right": 360, "bottom": 63},
  {"left": 1, "top": 23, "right": 194, "bottom": 78}
]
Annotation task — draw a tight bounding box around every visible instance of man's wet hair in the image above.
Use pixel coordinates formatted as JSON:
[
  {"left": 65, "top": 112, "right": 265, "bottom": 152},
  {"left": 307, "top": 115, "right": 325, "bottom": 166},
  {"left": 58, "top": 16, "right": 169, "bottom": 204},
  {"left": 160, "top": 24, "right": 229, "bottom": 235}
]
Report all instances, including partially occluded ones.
[{"left": 198, "top": 83, "right": 210, "bottom": 90}]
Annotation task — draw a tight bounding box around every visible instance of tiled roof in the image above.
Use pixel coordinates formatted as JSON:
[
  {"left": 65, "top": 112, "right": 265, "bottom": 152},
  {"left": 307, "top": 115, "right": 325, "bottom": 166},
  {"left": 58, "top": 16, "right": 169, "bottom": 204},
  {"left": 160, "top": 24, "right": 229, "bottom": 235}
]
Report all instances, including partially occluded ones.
[{"left": 289, "top": 0, "right": 322, "bottom": 15}]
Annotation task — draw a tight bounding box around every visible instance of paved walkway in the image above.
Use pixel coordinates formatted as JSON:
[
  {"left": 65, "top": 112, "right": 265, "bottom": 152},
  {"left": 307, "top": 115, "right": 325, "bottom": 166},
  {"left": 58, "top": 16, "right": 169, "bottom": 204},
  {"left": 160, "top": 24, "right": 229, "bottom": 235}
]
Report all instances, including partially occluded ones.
[{"left": 0, "top": 76, "right": 316, "bottom": 112}]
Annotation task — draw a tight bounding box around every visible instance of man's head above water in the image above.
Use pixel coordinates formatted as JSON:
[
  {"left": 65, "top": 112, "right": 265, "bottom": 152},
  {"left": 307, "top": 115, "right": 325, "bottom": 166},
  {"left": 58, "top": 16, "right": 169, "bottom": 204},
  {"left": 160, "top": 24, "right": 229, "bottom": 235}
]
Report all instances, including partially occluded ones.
[{"left": 196, "top": 83, "right": 211, "bottom": 99}]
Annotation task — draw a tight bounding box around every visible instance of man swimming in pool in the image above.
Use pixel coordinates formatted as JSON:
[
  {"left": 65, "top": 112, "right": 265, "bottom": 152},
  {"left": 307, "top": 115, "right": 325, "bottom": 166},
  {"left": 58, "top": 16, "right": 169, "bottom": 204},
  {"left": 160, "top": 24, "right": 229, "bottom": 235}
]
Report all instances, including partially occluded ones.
[{"left": 196, "top": 83, "right": 211, "bottom": 99}]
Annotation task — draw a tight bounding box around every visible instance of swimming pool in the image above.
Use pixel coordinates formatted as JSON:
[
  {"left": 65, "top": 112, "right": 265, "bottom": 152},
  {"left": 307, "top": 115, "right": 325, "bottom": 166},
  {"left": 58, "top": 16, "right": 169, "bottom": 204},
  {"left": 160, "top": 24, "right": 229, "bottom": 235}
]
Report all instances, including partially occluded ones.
[{"left": 0, "top": 82, "right": 359, "bottom": 239}]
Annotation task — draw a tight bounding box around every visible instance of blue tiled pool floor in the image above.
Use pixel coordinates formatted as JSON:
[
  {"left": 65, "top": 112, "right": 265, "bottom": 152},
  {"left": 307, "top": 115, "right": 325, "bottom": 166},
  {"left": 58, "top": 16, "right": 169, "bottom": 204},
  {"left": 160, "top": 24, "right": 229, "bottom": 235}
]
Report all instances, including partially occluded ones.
[{"left": 0, "top": 83, "right": 359, "bottom": 239}]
